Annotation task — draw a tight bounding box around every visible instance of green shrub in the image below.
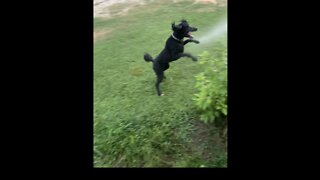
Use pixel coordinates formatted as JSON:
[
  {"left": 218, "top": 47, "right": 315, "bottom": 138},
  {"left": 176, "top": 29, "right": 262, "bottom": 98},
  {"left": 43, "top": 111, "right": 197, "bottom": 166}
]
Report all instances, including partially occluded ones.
[{"left": 193, "top": 50, "right": 227, "bottom": 124}]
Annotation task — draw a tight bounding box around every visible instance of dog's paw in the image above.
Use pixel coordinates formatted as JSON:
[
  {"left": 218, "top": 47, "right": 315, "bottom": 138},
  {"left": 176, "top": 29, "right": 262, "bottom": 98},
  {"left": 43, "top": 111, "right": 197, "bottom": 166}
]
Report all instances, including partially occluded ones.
[
  {"left": 193, "top": 40, "right": 200, "bottom": 44},
  {"left": 161, "top": 93, "right": 165, "bottom": 96},
  {"left": 192, "top": 57, "right": 198, "bottom": 61}
]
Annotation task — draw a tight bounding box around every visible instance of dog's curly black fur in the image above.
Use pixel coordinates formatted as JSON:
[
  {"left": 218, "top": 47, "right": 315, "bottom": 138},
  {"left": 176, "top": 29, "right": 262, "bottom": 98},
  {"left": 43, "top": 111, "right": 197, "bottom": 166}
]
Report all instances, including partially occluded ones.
[{"left": 144, "top": 20, "right": 200, "bottom": 96}]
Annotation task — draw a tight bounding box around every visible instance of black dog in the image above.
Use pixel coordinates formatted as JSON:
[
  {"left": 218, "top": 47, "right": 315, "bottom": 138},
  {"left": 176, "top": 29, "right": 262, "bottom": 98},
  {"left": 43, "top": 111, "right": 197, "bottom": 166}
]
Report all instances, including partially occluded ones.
[{"left": 144, "top": 20, "right": 200, "bottom": 96}]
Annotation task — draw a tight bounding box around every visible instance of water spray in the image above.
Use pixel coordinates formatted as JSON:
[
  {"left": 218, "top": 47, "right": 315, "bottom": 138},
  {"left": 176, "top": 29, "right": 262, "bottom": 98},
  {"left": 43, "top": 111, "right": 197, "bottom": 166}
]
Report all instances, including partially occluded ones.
[{"left": 196, "top": 19, "right": 227, "bottom": 45}]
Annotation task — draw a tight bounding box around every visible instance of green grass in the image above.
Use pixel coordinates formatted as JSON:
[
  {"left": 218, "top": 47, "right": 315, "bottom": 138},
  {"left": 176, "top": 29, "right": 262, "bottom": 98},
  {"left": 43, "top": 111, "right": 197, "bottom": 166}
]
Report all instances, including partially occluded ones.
[{"left": 94, "top": 0, "right": 227, "bottom": 167}]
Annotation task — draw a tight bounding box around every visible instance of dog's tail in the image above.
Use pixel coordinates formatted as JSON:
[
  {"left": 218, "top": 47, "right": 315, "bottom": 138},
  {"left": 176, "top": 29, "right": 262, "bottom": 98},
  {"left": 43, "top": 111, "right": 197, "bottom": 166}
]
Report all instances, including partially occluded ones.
[{"left": 144, "top": 53, "right": 154, "bottom": 63}]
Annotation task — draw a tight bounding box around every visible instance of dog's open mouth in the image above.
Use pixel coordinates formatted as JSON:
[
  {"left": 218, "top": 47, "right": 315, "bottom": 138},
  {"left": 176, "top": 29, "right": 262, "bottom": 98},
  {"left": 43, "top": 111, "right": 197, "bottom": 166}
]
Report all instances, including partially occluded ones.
[{"left": 188, "top": 32, "right": 194, "bottom": 39}]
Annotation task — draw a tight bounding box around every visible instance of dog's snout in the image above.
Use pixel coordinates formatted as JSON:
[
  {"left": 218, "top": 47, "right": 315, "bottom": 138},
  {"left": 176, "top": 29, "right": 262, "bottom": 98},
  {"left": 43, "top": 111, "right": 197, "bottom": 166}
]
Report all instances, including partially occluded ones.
[{"left": 190, "top": 27, "right": 197, "bottom": 32}]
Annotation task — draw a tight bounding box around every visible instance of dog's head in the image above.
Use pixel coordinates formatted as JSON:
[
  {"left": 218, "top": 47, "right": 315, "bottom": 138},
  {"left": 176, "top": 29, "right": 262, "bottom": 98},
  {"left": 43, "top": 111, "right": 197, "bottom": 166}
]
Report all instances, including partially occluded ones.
[{"left": 171, "top": 20, "right": 198, "bottom": 39}]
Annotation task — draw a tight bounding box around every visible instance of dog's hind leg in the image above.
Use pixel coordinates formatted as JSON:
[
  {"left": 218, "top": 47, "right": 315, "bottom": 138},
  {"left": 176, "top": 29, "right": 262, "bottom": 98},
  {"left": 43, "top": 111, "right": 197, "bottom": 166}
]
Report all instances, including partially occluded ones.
[
  {"left": 155, "top": 71, "right": 164, "bottom": 96},
  {"left": 163, "top": 63, "right": 169, "bottom": 80},
  {"left": 163, "top": 63, "right": 170, "bottom": 71}
]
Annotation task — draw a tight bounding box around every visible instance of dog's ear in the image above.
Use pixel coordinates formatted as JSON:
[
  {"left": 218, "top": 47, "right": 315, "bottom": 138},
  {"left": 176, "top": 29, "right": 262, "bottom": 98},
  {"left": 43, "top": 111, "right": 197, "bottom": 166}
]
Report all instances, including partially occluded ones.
[
  {"left": 171, "top": 22, "right": 176, "bottom": 30},
  {"left": 171, "top": 22, "right": 182, "bottom": 31}
]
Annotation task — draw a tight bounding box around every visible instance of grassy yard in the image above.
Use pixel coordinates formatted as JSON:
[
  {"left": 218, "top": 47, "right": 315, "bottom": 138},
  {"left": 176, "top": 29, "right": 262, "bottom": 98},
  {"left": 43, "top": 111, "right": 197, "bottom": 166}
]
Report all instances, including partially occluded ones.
[{"left": 94, "top": 0, "right": 227, "bottom": 167}]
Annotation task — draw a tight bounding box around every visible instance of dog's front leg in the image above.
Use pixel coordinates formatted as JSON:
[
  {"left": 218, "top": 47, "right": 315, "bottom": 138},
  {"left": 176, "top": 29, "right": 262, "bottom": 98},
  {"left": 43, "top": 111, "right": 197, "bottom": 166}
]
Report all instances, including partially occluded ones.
[
  {"left": 183, "top": 39, "right": 200, "bottom": 45},
  {"left": 172, "top": 53, "right": 198, "bottom": 61}
]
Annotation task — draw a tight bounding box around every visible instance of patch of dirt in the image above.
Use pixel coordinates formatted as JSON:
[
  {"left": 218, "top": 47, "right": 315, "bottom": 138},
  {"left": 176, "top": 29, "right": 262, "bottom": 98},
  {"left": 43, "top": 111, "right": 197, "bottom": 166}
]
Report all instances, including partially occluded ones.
[
  {"left": 193, "top": 0, "right": 227, "bottom": 6},
  {"left": 94, "top": 28, "right": 114, "bottom": 42},
  {"left": 94, "top": 0, "right": 227, "bottom": 18},
  {"left": 94, "top": 0, "right": 145, "bottom": 18},
  {"left": 130, "top": 66, "right": 144, "bottom": 76},
  {"left": 194, "top": 0, "right": 217, "bottom": 3},
  {"left": 189, "top": 119, "right": 226, "bottom": 161},
  {"left": 195, "top": 7, "right": 215, "bottom": 13}
]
